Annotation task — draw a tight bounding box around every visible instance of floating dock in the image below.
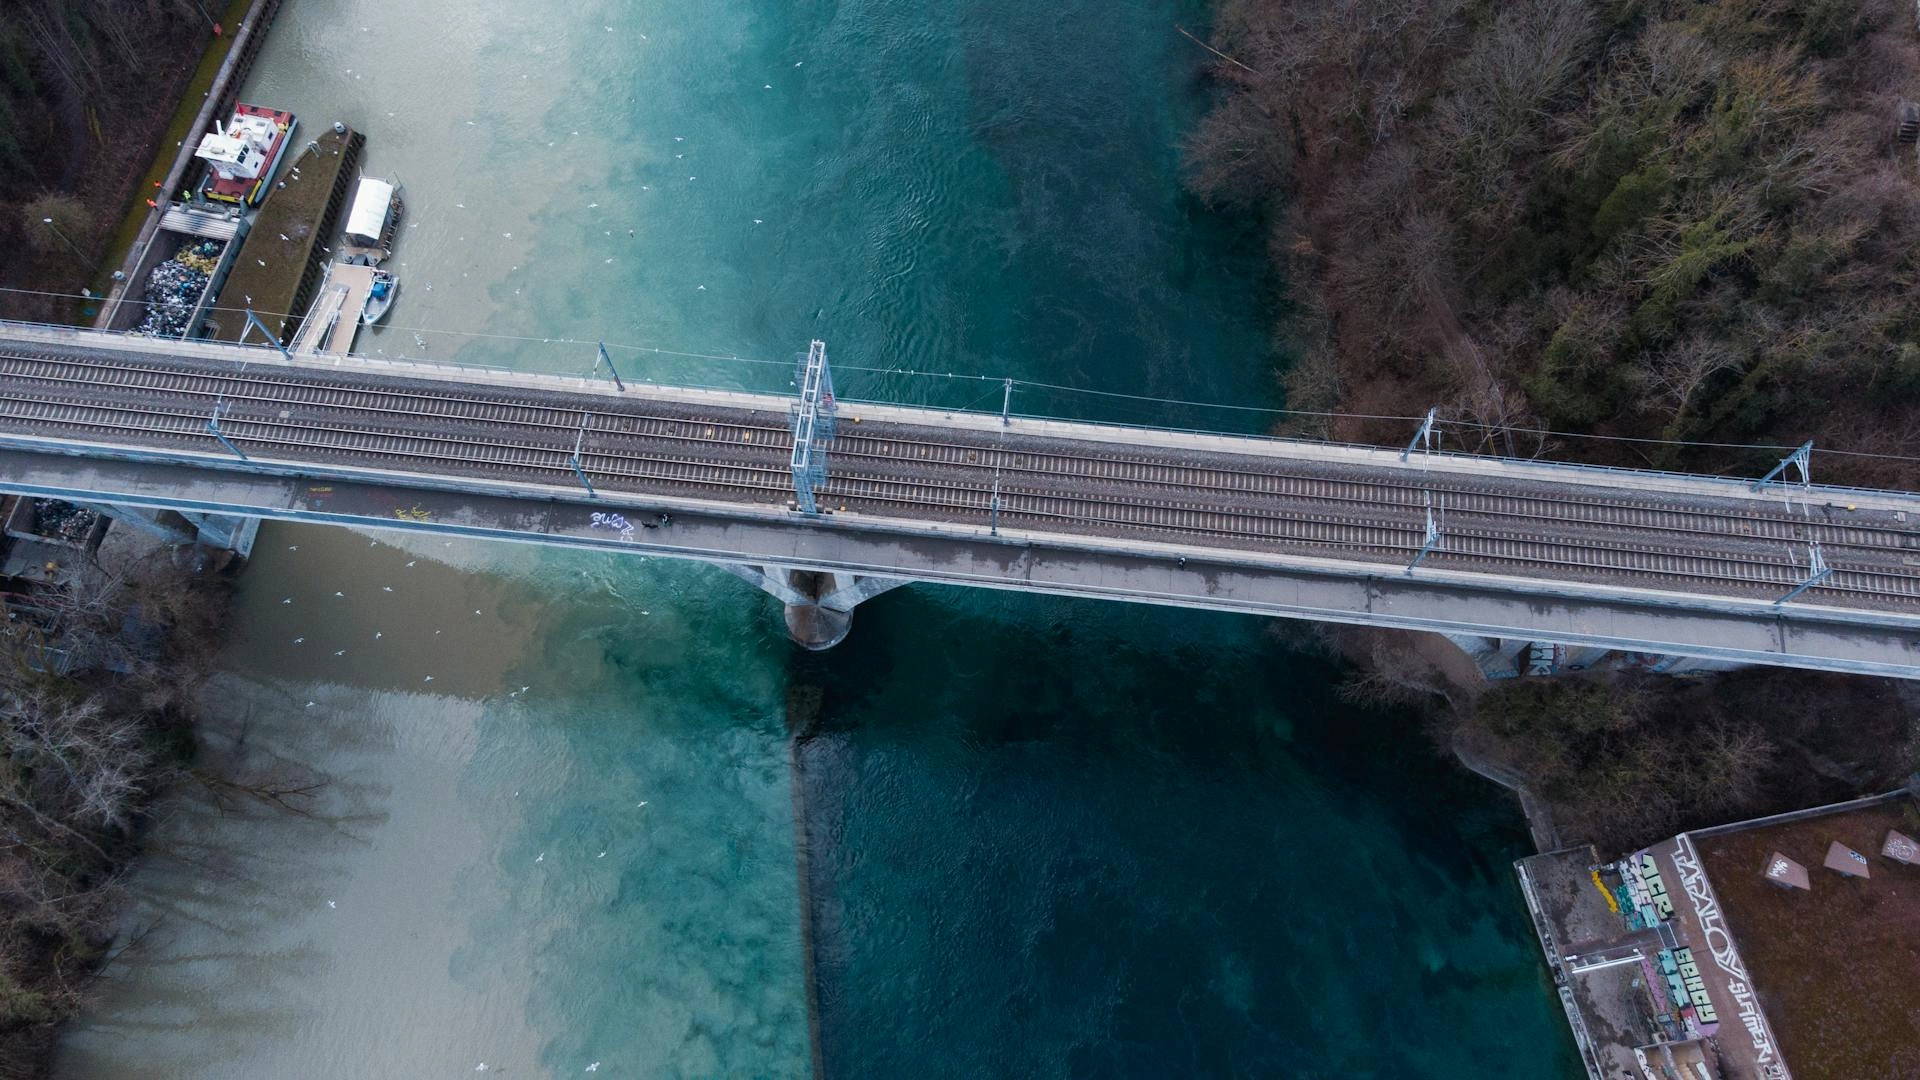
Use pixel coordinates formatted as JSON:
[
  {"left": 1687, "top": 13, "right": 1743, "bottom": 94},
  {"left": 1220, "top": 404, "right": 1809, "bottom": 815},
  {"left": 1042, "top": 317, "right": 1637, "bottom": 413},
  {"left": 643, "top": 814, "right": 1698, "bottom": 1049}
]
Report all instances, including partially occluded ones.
[
  {"left": 289, "top": 262, "right": 376, "bottom": 357},
  {"left": 207, "top": 124, "right": 363, "bottom": 345}
]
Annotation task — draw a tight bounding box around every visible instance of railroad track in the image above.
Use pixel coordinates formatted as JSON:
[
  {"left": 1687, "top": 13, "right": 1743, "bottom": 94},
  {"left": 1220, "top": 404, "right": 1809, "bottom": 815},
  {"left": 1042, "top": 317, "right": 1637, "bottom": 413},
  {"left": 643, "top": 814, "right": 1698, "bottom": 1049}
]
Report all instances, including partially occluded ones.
[
  {"left": 9, "top": 348, "right": 1913, "bottom": 555},
  {"left": 5, "top": 349, "right": 1920, "bottom": 606}
]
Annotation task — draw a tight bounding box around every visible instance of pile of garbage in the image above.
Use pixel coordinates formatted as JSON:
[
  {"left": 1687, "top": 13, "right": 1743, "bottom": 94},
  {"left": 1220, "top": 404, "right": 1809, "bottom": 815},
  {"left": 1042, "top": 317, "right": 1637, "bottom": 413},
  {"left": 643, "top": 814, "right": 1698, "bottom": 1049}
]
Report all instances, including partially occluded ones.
[
  {"left": 133, "top": 239, "right": 224, "bottom": 338},
  {"left": 31, "top": 501, "right": 101, "bottom": 545}
]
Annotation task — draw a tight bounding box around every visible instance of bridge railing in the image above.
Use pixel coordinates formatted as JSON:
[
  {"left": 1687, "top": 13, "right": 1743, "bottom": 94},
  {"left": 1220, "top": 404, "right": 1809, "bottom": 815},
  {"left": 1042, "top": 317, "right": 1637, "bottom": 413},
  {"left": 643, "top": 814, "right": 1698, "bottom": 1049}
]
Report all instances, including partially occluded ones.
[{"left": 5, "top": 318, "right": 1917, "bottom": 506}]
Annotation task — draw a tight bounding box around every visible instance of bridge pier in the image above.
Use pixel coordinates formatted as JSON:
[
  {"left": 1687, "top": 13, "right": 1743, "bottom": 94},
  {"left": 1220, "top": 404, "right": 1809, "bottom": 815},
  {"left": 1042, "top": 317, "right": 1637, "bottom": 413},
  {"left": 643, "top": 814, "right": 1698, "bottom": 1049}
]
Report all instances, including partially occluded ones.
[
  {"left": 71, "top": 502, "right": 258, "bottom": 558},
  {"left": 1442, "top": 634, "right": 1749, "bottom": 680},
  {"left": 721, "top": 563, "right": 909, "bottom": 650}
]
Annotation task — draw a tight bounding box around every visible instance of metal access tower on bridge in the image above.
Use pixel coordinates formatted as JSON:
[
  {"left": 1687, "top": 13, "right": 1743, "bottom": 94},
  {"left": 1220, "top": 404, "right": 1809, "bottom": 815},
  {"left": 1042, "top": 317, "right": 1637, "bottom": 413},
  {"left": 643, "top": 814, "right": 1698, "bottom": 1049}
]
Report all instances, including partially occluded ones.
[{"left": 789, "top": 340, "right": 835, "bottom": 514}]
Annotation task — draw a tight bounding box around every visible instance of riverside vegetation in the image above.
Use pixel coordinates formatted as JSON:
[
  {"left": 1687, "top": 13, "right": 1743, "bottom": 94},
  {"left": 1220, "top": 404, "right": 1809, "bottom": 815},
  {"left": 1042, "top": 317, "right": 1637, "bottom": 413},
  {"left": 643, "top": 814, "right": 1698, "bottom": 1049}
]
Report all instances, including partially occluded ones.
[
  {"left": 0, "top": 549, "right": 258, "bottom": 1079},
  {"left": 0, "top": 2, "right": 229, "bottom": 324},
  {"left": 1187, "top": 0, "right": 1920, "bottom": 851}
]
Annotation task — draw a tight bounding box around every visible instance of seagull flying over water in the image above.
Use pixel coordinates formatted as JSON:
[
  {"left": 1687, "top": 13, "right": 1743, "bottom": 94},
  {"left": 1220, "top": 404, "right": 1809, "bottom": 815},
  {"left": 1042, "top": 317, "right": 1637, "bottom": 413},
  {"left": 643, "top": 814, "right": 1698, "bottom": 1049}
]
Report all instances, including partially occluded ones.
[{"left": 293, "top": 637, "right": 305, "bottom": 645}]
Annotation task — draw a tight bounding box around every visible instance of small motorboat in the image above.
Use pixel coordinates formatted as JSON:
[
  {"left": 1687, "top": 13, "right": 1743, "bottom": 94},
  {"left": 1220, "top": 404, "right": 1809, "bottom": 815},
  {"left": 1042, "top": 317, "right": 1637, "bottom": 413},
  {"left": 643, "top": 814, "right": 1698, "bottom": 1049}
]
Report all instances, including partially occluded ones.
[{"left": 361, "top": 270, "right": 398, "bottom": 325}]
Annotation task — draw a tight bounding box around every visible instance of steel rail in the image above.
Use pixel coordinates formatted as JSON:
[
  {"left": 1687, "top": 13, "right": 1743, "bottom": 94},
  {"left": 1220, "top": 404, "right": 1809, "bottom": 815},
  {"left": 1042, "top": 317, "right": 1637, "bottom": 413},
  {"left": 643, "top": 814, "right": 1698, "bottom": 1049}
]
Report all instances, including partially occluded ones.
[
  {"left": 5, "top": 391, "right": 1918, "bottom": 607},
  {"left": 7, "top": 351, "right": 1914, "bottom": 562}
]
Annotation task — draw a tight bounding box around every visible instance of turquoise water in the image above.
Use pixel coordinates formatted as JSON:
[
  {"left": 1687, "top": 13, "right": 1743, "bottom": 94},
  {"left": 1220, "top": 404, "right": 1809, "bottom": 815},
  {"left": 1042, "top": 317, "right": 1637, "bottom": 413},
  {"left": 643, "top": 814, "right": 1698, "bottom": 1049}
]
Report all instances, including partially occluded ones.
[{"left": 55, "top": 0, "right": 1580, "bottom": 1076}]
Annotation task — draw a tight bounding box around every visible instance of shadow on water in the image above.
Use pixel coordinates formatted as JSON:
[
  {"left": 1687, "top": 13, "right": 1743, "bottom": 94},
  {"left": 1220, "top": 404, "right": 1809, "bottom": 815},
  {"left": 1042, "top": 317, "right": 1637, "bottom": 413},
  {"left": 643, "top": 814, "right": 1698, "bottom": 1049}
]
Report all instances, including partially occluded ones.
[{"left": 781, "top": 586, "right": 1582, "bottom": 1080}]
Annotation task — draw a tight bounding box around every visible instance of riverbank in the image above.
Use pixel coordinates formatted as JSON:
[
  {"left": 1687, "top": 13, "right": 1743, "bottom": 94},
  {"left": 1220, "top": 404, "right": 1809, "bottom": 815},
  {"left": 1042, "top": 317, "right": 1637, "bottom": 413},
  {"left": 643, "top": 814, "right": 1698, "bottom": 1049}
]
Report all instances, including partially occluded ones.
[
  {"left": 0, "top": 1, "right": 266, "bottom": 326},
  {"left": 1191, "top": 0, "right": 1920, "bottom": 859},
  {"left": 0, "top": 523, "right": 232, "bottom": 1077}
]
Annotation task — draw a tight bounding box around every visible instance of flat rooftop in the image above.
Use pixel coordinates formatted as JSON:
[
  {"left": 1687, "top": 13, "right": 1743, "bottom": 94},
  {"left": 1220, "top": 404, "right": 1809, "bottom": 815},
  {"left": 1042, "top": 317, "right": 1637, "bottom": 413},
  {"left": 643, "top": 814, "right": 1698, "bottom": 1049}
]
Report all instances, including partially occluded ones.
[{"left": 1691, "top": 793, "right": 1920, "bottom": 1077}]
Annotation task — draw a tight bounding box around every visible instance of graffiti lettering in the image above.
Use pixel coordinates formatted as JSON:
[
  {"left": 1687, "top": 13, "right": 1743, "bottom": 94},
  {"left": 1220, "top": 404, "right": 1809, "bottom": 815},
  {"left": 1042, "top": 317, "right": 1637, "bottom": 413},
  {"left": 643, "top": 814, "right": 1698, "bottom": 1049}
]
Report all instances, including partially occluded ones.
[
  {"left": 590, "top": 512, "right": 635, "bottom": 542},
  {"left": 1673, "top": 836, "right": 1790, "bottom": 1077}
]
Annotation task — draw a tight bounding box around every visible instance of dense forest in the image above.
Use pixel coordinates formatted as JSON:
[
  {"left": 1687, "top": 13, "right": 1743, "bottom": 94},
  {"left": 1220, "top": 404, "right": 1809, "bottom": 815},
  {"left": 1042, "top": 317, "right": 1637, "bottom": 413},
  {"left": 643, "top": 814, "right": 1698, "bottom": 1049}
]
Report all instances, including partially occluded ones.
[
  {"left": 1188, "top": 0, "right": 1920, "bottom": 485},
  {"left": 0, "top": 1, "right": 216, "bottom": 321}
]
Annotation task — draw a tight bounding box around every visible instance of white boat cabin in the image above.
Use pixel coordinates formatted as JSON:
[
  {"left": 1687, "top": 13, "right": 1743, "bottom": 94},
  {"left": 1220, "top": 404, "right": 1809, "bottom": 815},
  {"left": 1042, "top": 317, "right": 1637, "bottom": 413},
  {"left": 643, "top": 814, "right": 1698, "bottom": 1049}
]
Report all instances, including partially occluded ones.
[{"left": 343, "top": 177, "right": 398, "bottom": 249}]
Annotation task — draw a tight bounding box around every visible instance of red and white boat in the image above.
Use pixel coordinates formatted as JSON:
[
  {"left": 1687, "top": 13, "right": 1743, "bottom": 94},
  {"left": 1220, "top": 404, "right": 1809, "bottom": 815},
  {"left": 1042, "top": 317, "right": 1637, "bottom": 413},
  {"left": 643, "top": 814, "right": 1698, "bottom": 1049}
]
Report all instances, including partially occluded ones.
[{"left": 192, "top": 103, "right": 297, "bottom": 207}]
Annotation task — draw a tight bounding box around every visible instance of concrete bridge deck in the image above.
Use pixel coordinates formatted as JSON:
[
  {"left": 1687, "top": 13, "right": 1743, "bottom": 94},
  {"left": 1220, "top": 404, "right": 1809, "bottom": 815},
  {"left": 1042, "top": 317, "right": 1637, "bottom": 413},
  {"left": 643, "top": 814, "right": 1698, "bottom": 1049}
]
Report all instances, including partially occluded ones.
[{"left": 4, "top": 322, "right": 1920, "bottom": 675}]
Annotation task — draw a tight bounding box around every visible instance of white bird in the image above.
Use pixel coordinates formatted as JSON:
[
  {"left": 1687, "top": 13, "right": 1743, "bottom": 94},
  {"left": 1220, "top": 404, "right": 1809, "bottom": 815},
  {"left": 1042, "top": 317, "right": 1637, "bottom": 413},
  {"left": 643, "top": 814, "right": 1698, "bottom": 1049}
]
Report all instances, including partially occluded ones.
[
  {"left": 754, "top": 219, "right": 763, "bottom": 224},
  {"left": 327, "top": 900, "right": 337, "bottom": 908},
  {"left": 535, "top": 852, "right": 545, "bottom": 863},
  {"left": 688, "top": 175, "right": 696, "bottom": 181},
  {"left": 641, "top": 610, "right": 651, "bottom": 615},
  {"left": 696, "top": 285, "right": 706, "bottom": 290},
  {"left": 334, "top": 649, "right": 346, "bottom": 656},
  {"left": 521, "top": 686, "right": 531, "bottom": 693},
  {"left": 675, "top": 153, "right": 683, "bottom": 159},
  {"left": 293, "top": 637, "right": 305, "bottom": 644},
  {"left": 795, "top": 61, "right": 804, "bottom": 66},
  {"left": 586, "top": 1065, "right": 599, "bottom": 1073},
  {"left": 588, "top": 202, "right": 599, "bottom": 209},
  {"left": 637, "top": 801, "right": 649, "bottom": 808},
  {"left": 475, "top": 1066, "right": 488, "bottom": 1073},
  {"left": 335, "top": 591, "right": 345, "bottom": 597},
  {"left": 383, "top": 586, "right": 394, "bottom": 592},
  {"left": 305, "top": 701, "right": 316, "bottom": 708},
  {"left": 605, "top": 258, "right": 614, "bottom": 264},
  {"left": 373, "top": 632, "right": 383, "bottom": 639},
  {"left": 597, "top": 851, "right": 607, "bottom": 858},
  {"left": 764, "top": 84, "right": 772, "bottom": 90},
  {"left": 466, "top": 120, "right": 476, "bottom": 126},
  {"left": 503, "top": 232, "right": 512, "bottom": 239},
  {"left": 474, "top": 609, "right": 483, "bottom": 615},
  {"left": 605, "top": 25, "right": 612, "bottom": 30},
  {"left": 282, "top": 597, "right": 293, "bottom": 604},
  {"left": 424, "top": 675, "right": 434, "bottom": 682},
  {"left": 406, "top": 560, "right": 417, "bottom": 567}
]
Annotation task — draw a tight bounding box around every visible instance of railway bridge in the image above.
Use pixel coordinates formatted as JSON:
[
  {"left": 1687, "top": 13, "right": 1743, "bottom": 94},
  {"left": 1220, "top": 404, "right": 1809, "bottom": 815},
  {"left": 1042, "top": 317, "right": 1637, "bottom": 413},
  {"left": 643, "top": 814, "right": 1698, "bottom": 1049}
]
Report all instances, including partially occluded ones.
[{"left": 5, "top": 321, "right": 1920, "bottom": 677}]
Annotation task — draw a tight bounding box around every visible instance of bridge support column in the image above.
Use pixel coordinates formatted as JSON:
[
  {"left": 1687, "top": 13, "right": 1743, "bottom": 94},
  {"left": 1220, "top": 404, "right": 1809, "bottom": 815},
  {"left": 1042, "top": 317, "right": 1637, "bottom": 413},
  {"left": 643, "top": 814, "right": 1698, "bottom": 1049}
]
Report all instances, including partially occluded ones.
[
  {"left": 720, "top": 563, "right": 909, "bottom": 650},
  {"left": 1441, "top": 633, "right": 1748, "bottom": 680},
  {"left": 73, "top": 502, "right": 259, "bottom": 558}
]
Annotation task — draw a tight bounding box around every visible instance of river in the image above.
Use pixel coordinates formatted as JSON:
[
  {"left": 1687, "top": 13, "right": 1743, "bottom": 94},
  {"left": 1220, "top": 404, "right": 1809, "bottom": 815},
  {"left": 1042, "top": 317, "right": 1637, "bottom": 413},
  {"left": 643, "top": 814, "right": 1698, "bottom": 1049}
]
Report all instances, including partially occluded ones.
[{"left": 54, "top": 0, "right": 1580, "bottom": 1076}]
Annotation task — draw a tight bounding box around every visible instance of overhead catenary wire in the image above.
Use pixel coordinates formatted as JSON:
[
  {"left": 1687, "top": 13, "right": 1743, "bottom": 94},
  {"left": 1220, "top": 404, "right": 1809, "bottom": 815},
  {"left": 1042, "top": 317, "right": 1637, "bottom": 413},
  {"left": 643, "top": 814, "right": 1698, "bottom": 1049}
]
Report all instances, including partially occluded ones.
[{"left": 8, "top": 282, "right": 1920, "bottom": 468}]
